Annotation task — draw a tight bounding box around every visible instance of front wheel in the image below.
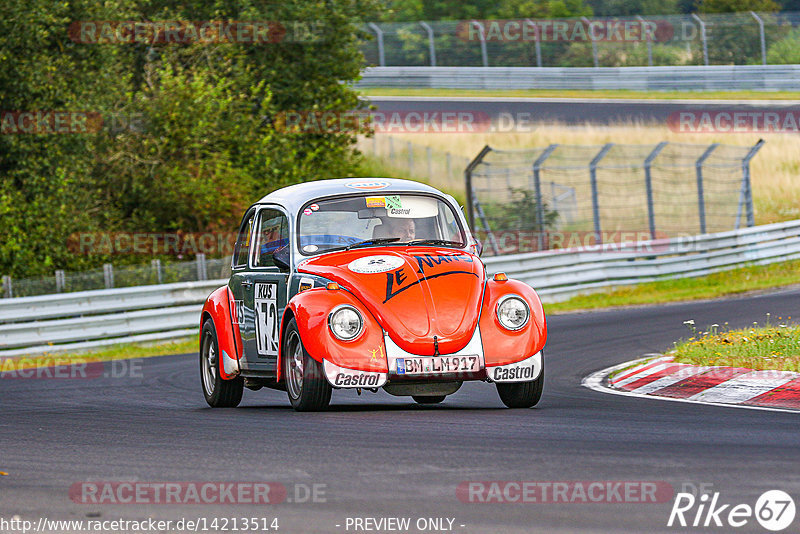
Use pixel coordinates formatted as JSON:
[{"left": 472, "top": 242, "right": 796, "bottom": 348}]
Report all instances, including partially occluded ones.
[
  {"left": 200, "top": 318, "right": 243, "bottom": 408},
  {"left": 496, "top": 360, "right": 544, "bottom": 409},
  {"left": 283, "top": 318, "right": 332, "bottom": 412}
]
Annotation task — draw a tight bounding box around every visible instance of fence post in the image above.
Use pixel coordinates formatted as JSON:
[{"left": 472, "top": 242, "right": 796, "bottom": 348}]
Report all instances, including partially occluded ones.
[
  {"left": 526, "top": 20, "right": 543, "bottom": 67},
  {"left": 750, "top": 11, "right": 767, "bottom": 65},
  {"left": 532, "top": 144, "right": 559, "bottom": 251},
  {"left": 636, "top": 15, "right": 653, "bottom": 66},
  {"left": 2, "top": 275, "right": 12, "bottom": 298},
  {"left": 737, "top": 139, "right": 764, "bottom": 228},
  {"left": 582, "top": 17, "right": 599, "bottom": 67},
  {"left": 464, "top": 145, "right": 494, "bottom": 253},
  {"left": 103, "top": 263, "right": 114, "bottom": 289},
  {"left": 419, "top": 21, "right": 436, "bottom": 66},
  {"left": 55, "top": 270, "right": 65, "bottom": 293},
  {"left": 691, "top": 14, "right": 709, "bottom": 66},
  {"left": 470, "top": 21, "right": 489, "bottom": 67},
  {"left": 151, "top": 258, "right": 163, "bottom": 284},
  {"left": 589, "top": 144, "right": 614, "bottom": 244},
  {"left": 644, "top": 142, "right": 668, "bottom": 240},
  {"left": 695, "top": 143, "right": 719, "bottom": 234},
  {"left": 367, "top": 23, "right": 385, "bottom": 66},
  {"left": 407, "top": 141, "right": 414, "bottom": 173},
  {"left": 196, "top": 253, "right": 208, "bottom": 281}
]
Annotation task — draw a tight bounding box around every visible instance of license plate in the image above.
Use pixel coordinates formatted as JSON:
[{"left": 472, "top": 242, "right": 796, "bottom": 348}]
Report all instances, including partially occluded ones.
[{"left": 396, "top": 355, "right": 481, "bottom": 375}]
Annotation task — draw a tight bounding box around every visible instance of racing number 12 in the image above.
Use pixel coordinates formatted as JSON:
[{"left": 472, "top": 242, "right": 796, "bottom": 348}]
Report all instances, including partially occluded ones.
[{"left": 254, "top": 282, "right": 279, "bottom": 357}]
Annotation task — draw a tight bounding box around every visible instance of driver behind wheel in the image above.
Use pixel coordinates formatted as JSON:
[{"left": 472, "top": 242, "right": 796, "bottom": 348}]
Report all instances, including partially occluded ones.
[{"left": 372, "top": 217, "right": 416, "bottom": 241}]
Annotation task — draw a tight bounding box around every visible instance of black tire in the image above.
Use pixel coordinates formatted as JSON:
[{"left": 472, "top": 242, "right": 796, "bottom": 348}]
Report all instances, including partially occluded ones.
[
  {"left": 200, "top": 318, "right": 243, "bottom": 408},
  {"left": 412, "top": 395, "right": 446, "bottom": 404},
  {"left": 496, "top": 359, "right": 544, "bottom": 409},
  {"left": 282, "top": 318, "right": 332, "bottom": 412}
]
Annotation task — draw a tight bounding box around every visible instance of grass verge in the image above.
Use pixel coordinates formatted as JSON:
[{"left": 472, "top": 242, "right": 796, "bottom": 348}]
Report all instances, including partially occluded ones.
[
  {"left": 361, "top": 87, "right": 800, "bottom": 101},
  {"left": 672, "top": 319, "right": 800, "bottom": 372},
  {"left": 1, "top": 337, "right": 196, "bottom": 370},
  {"left": 544, "top": 259, "right": 800, "bottom": 314}
]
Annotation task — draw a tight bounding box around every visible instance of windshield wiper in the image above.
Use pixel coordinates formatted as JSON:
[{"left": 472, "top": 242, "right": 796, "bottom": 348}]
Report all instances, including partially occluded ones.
[
  {"left": 407, "top": 239, "right": 463, "bottom": 247},
  {"left": 346, "top": 237, "right": 401, "bottom": 250}
]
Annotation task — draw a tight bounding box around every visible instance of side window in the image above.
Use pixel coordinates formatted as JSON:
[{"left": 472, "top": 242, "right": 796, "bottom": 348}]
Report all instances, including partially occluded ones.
[
  {"left": 233, "top": 210, "right": 256, "bottom": 268},
  {"left": 439, "top": 204, "right": 462, "bottom": 243},
  {"left": 253, "top": 209, "right": 289, "bottom": 268}
]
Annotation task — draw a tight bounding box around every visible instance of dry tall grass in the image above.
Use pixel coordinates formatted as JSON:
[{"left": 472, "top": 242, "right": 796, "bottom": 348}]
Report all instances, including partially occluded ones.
[{"left": 379, "top": 124, "right": 800, "bottom": 225}]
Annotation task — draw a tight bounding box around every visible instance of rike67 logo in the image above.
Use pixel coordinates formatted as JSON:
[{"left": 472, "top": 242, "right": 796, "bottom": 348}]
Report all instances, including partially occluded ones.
[{"left": 668, "top": 490, "right": 796, "bottom": 531}]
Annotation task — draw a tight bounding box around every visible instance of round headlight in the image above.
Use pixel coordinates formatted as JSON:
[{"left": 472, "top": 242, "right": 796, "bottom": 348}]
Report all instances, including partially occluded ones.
[
  {"left": 496, "top": 296, "right": 530, "bottom": 330},
  {"left": 328, "top": 306, "right": 364, "bottom": 341}
]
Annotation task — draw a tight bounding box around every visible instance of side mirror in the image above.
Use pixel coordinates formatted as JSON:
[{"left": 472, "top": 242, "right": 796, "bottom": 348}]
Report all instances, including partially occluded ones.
[{"left": 272, "top": 245, "right": 290, "bottom": 271}]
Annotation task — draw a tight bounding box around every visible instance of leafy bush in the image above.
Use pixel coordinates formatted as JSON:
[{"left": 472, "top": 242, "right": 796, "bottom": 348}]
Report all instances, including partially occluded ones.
[
  {"left": 766, "top": 27, "right": 800, "bottom": 64},
  {"left": 0, "top": 0, "right": 377, "bottom": 277}
]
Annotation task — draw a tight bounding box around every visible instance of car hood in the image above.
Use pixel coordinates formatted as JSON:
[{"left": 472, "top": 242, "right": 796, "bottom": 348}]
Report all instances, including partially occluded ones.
[{"left": 297, "top": 247, "right": 485, "bottom": 355}]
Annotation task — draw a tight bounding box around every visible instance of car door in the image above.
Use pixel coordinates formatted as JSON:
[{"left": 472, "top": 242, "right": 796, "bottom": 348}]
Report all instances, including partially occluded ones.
[{"left": 230, "top": 206, "right": 291, "bottom": 374}]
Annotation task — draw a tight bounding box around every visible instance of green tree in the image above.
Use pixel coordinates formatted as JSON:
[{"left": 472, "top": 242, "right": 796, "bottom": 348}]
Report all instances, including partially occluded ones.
[
  {"left": 0, "top": 0, "right": 131, "bottom": 277},
  {"left": 696, "top": 0, "right": 779, "bottom": 11},
  {"left": 766, "top": 27, "right": 800, "bottom": 63},
  {"left": 0, "top": 0, "right": 378, "bottom": 278},
  {"left": 586, "top": 0, "right": 680, "bottom": 15},
  {"left": 380, "top": 0, "right": 592, "bottom": 20}
]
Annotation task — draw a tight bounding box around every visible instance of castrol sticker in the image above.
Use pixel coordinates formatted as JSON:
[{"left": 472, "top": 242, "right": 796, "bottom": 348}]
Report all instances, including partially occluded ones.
[{"left": 323, "top": 360, "right": 387, "bottom": 388}]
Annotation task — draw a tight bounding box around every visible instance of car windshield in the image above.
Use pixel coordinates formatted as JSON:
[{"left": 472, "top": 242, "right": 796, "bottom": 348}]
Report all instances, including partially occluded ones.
[{"left": 298, "top": 194, "right": 466, "bottom": 255}]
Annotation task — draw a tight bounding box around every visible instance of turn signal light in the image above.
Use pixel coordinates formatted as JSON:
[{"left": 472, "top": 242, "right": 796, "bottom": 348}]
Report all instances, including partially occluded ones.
[
  {"left": 493, "top": 273, "right": 508, "bottom": 282},
  {"left": 327, "top": 282, "right": 340, "bottom": 290}
]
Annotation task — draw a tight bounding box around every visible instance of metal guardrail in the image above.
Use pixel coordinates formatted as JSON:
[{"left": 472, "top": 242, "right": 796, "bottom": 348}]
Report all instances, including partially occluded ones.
[
  {"left": 483, "top": 219, "right": 800, "bottom": 300},
  {"left": 358, "top": 65, "right": 800, "bottom": 91},
  {"left": 0, "top": 280, "right": 225, "bottom": 357},
  {"left": 3, "top": 219, "right": 799, "bottom": 356}
]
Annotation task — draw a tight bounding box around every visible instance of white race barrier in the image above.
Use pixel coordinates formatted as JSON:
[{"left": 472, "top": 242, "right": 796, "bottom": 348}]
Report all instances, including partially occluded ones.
[{"left": 358, "top": 65, "right": 800, "bottom": 91}]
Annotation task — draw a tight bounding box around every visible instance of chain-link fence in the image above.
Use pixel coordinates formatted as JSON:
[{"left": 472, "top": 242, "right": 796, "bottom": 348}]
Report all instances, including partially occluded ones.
[
  {"left": 1, "top": 255, "right": 230, "bottom": 298},
  {"left": 466, "top": 141, "right": 764, "bottom": 256},
  {"left": 362, "top": 12, "right": 800, "bottom": 67}
]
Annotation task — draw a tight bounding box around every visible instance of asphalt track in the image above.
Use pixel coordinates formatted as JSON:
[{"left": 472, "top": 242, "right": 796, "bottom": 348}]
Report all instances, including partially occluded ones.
[
  {"left": 368, "top": 96, "right": 800, "bottom": 126},
  {"left": 2, "top": 287, "right": 800, "bottom": 533}
]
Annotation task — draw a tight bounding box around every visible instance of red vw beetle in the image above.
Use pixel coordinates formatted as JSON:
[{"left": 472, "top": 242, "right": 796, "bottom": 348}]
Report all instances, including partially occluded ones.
[{"left": 199, "top": 178, "right": 546, "bottom": 411}]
